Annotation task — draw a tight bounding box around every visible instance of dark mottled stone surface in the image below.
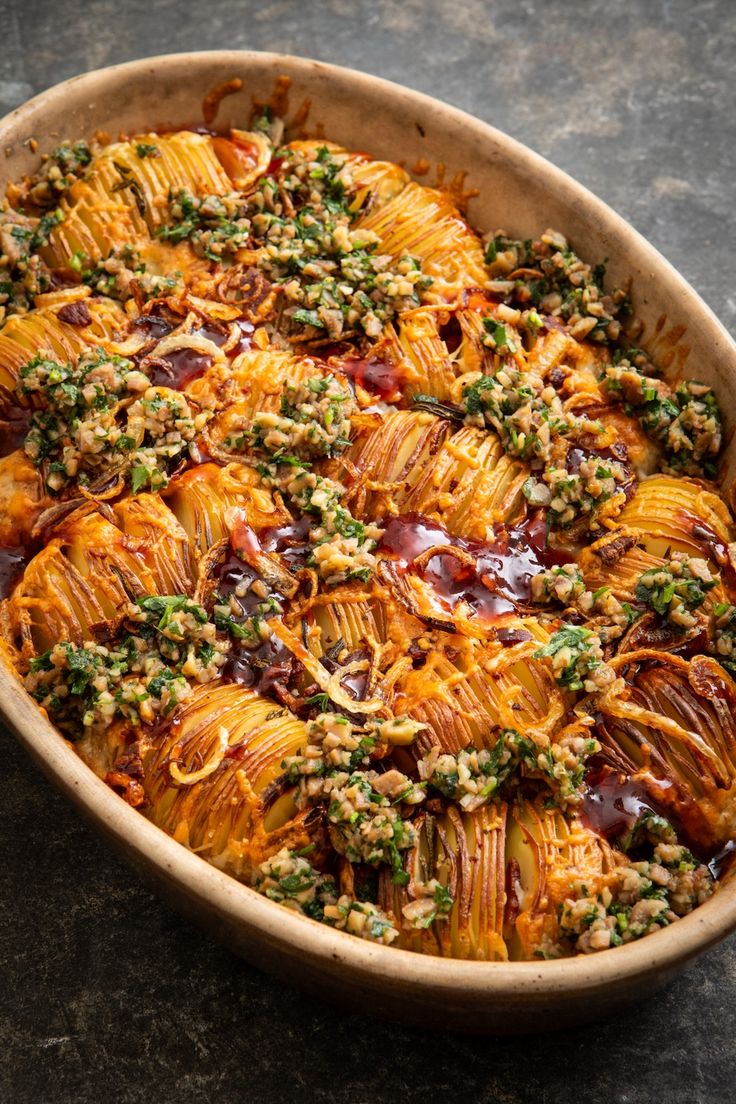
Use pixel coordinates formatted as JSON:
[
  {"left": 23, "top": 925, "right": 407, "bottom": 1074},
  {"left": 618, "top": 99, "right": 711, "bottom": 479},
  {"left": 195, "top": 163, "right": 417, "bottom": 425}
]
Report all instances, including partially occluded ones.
[{"left": 1, "top": 1, "right": 735, "bottom": 1101}]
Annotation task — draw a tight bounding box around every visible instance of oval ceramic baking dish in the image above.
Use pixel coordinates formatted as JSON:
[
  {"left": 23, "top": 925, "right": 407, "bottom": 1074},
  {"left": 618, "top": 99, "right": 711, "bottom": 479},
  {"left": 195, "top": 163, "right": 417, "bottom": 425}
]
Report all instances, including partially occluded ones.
[{"left": 1, "top": 50, "right": 735, "bottom": 1034}]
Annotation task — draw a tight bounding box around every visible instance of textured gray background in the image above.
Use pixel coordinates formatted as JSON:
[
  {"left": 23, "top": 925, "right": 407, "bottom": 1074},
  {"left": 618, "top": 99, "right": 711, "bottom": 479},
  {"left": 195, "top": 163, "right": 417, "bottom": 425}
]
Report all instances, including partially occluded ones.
[{"left": 1, "top": 1, "right": 734, "bottom": 1101}]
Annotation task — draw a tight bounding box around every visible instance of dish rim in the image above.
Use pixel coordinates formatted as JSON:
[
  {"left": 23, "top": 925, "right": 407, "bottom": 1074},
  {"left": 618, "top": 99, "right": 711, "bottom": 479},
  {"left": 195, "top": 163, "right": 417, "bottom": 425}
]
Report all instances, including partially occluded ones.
[{"left": 1, "top": 48, "right": 736, "bottom": 1011}]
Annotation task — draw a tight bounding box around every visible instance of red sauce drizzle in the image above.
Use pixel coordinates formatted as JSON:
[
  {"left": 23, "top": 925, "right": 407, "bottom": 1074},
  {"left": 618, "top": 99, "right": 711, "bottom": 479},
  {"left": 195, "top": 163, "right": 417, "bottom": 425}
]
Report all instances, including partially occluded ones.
[
  {"left": 496, "top": 627, "right": 534, "bottom": 645},
  {"left": 213, "top": 542, "right": 295, "bottom": 694},
  {"left": 318, "top": 644, "right": 371, "bottom": 704},
  {"left": 438, "top": 314, "right": 463, "bottom": 354},
  {"left": 580, "top": 761, "right": 736, "bottom": 875},
  {"left": 421, "top": 550, "right": 516, "bottom": 620},
  {"left": 133, "top": 314, "right": 174, "bottom": 342},
  {"left": 230, "top": 318, "right": 254, "bottom": 356},
  {"left": 340, "top": 664, "right": 369, "bottom": 701},
  {"left": 230, "top": 518, "right": 262, "bottom": 558},
  {"left": 133, "top": 313, "right": 252, "bottom": 390},
  {"left": 194, "top": 319, "right": 253, "bottom": 352},
  {"left": 580, "top": 764, "right": 668, "bottom": 842},
  {"left": 220, "top": 640, "right": 294, "bottom": 696},
  {"left": 687, "top": 517, "right": 729, "bottom": 563},
  {"left": 378, "top": 510, "right": 572, "bottom": 621},
  {"left": 146, "top": 347, "right": 212, "bottom": 390},
  {"left": 0, "top": 547, "right": 28, "bottom": 599},
  {"left": 679, "top": 512, "right": 736, "bottom": 589},
  {"left": 260, "top": 516, "right": 313, "bottom": 570},
  {"left": 379, "top": 514, "right": 453, "bottom": 563},
  {"left": 0, "top": 409, "right": 31, "bottom": 458},
  {"left": 340, "top": 356, "right": 404, "bottom": 403}
]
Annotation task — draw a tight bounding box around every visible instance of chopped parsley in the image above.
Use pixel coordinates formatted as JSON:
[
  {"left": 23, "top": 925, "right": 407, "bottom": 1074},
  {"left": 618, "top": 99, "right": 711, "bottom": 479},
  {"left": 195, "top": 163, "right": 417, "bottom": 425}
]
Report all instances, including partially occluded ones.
[
  {"left": 25, "top": 595, "right": 226, "bottom": 734},
  {"left": 534, "top": 624, "right": 610, "bottom": 692},
  {"left": 635, "top": 555, "right": 716, "bottom": 630}
]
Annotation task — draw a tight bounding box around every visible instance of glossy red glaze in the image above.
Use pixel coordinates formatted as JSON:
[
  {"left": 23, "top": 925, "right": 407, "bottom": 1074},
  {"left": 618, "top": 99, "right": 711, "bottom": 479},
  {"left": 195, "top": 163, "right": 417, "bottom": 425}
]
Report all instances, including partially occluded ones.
[
  {"left": 340, "top": 355, "right": 404, "bottom": 403},
  {"left": 0, "top": 546, "right": 28, "bottom": 599},
  {"left": 378, "top": 509, "right": 572, "bottom": 619},
  {"left": 0, "top": 410, "right": 31, "bottom": 458},
  {"left": 580, "top": 765, "right": 667, "bottom": 843},
  {"left": 147, "top": 347, "right": 212, "bottom": 389},
  {"left": 260, "top": 516, "right": 313, "bottom": 570}
]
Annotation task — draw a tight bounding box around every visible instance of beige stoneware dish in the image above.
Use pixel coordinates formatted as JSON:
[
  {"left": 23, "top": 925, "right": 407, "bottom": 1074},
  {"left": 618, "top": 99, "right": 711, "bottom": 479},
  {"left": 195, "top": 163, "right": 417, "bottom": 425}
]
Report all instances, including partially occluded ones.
[{"left": 2, "top": 50, "right": 736, "bottom": 1033}]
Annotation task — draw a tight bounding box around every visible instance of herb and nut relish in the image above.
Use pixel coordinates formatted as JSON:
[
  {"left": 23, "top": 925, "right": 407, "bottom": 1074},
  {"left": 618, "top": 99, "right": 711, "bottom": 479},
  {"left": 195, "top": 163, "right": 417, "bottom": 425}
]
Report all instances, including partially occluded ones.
[{"left": 0, "top": 98, "right": 732, "bottom": 960}]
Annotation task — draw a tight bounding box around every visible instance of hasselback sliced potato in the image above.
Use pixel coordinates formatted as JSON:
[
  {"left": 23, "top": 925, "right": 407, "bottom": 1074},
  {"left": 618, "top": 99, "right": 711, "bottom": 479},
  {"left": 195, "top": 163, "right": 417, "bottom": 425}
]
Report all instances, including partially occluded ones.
[
  {"left": 526, "top": 329, "right": 580, "bottom": 375},
  {"left": 348, "top": 155, "right": 410, "bottom": 213},
  {"left": 578, "top": 474, "right": 736, "bottom": 604},
  {"left": 302, "top": 587, "right": 387, "bottom": 657},
  {"left": 4, "top": 497, "right": 193, "bottom": 653},
  {"left": 345, "top": 409, "right": 449, "bottom": 519},
  {"left": 346, "top": 413, "right": 528, "bottom": 535},
  {"left": 399, "top": 426, "right": 528, "bottom": 538},
  {"left": 389, "top": 308, "right": 457, "bottom": 401},
  {"left": 190, "top": 349, "right": 324, "bottom": 448},
  {"left": 380, "top": 805, "right": 508, "bottom": 960},
  {"left": 578, "top": 529, "right": 668, "bottom": 600},
  {"left": 98, "top": 132, "right": 243, "bottom": 231},
  {"left": 357, "top": 181, "right": 488, "bottom": 302},
  {"left": 391, "top": 629, "right": 562, "bottom": 757},
  {"left": 163, "top": 462, "right": 290, "bottom": 552},
  {"left": 139, "top": 684, "right": 313, "bottom": 877},
  {"left": 596, "top": 651, "right": 736, "bottom": 851},
  {"left": 41, "top": 168, "right": 147, "bottom": 269},
  {"left": 618, "top": 474, "right": 734, "bottom": 562},
  {"left": 286, "top": 139, "right": 410, "bottom": 214},
  {"left": 0, "top": 293, "right": 127, "bottom": 408},
  {"left": 42, "top": 131, "right": 235, "bottom": 267},
  {"left": 435, "top": 803, "right": 508, "bottom": 960},
  {"left": 111, "top": 494, "right": 195, "bottom": 594},
  {"left": 508, "top": 800, "right": 615, "bottom": 960}
]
